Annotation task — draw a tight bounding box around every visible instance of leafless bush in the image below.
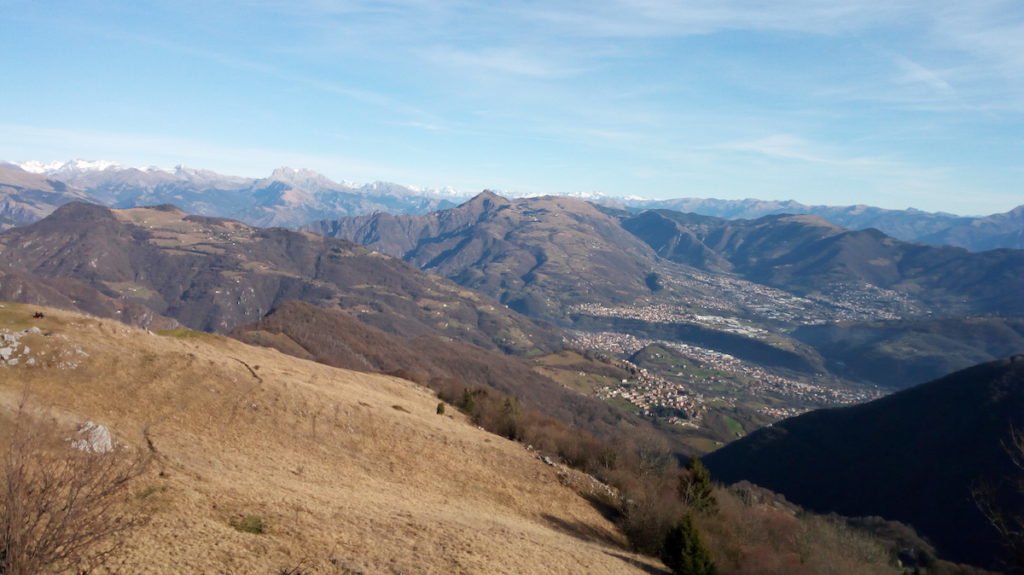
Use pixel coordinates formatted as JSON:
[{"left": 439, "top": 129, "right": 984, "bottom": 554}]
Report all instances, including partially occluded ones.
[
  {"left": 619, "top": 476, "right": 686, "bottom": 555},
  {"left": 1, "top": 403, "right": 148, "bottom": 575},
  {"left": 696, "top": 487, "right": 896, "bottom": 575}
]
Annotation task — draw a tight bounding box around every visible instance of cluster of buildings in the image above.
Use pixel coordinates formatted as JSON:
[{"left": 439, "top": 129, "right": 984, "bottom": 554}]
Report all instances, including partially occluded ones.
[
  {"left": 570, "top": 327, "right": 883, "bottom": 429},
  {"left": 566, "top": 272, "right": 909, "bottom": 431}
]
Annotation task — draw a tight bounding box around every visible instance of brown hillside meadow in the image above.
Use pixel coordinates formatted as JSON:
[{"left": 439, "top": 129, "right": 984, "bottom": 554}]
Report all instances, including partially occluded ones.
[{"left": 0, "top": 303, "right": 665, "bottom": 574}]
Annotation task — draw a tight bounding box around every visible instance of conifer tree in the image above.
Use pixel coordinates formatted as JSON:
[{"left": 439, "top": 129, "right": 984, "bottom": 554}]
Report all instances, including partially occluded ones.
[
  {"left": 660, "top": 513, "right": 717, "bottom": 575},
  {"left": 679, "top": 457, "right": 717, "bottom": 514}
]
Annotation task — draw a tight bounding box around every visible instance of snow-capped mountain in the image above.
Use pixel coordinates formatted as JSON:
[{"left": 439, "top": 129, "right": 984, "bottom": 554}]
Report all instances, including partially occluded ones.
[
  {"left": 6, "top": 160, "right": 467, "bottom": 228},
  {"left": 16, "top": 159, "right": 125, "bottom": 174}
]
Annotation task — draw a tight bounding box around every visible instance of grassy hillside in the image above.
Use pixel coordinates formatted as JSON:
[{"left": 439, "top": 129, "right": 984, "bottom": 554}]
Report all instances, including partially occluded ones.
[
  {"left": 0, "top": 303, "right": 662, "bottom": 574},
  {"left": 230, "top": 300, "right": 669, "bottom": 451}
]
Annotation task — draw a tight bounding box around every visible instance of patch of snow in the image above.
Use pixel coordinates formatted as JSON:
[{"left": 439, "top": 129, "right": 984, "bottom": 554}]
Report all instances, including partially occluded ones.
[{"left": 16, "top": 159, "right": 124, "bottom": 174}]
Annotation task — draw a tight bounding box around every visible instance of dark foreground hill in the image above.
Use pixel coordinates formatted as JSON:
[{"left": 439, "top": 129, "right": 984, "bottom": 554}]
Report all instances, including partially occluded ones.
[
  {"left": 0, "top": 202, "right": 560, "bottom": 354},
  {"left": 703, "top": 356, "right": 1024, "bottom": 569}
]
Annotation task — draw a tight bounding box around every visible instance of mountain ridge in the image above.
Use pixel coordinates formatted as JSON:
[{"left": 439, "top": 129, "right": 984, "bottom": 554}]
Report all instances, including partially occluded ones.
[
  {"left": 621, "top": 208, "right": 1024, "bottom": 317},
  {"left": 314, "top": 193, "right": 662, "bottom": 318},
  {"left": 616, "top": 196, "right": 1024, "bottom": 251},
  {"left": 0, "top": 202, "right": 561, "bottom": 354},
  {"left": 4, "top": 160, "right": 1022, "bottom": 250}
]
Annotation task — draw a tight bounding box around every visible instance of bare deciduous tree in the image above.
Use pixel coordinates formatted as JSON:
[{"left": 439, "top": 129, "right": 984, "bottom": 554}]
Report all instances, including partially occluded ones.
[
  {"left": 1, "top": 403, "right": 148, "bottom": 575},
  {"left": 975, "top": 427, "right": 1024, "bottom": 573}
]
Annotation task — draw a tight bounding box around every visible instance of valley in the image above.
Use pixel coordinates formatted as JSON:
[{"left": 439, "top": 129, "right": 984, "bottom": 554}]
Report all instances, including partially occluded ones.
[
  {"left": 1, "top": 185, "right": 1020, "bottom": 454},
  {"left": 310, "top": 191, "right": 1023, "bottom": 452},
  {"left": 0, "top": 173, "right": 1021, "bottom": 573},
  {"left": 7, "top": 1, "right": 1024, "bottom": 571}
]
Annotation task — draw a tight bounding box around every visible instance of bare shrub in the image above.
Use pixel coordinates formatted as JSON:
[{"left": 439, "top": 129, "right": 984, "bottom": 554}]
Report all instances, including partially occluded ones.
[
  {"left": 0, "top": 403, "right": 148, "bottom": 575},
  {"left": 695, "top": 486, "right": 897, "bottom": 575},
  {"left": 619, "top": 476, "right": 686, "bottom": 555},
  {"left": 796, "top": 514, "right": 894, "bottom": 575},
  {"left": 975, "top": 426, "right": 1024, "bottom": 573}
]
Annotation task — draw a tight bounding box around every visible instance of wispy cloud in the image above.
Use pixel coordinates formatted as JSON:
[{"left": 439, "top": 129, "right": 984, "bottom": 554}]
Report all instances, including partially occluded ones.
[
  {"left": 514, "top": 0, "right": 919, "bottom": 38},
  {"left": 893, "top": 56, "right": 957, "bottom": 97},
  {"left": 423, "top": 47, "right": 580, "bottom": 79},
  {"left": 715, "top": 134, "right": 845, "bottom": 164},
  {"left": 713, "top": 134, "right": 919, "bottom": 175}
]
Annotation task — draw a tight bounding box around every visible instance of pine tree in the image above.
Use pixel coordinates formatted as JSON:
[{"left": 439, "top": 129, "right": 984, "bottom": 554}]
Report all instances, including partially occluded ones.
[
  {"left": 660, "top": 513, "right": 717, "bottom": 575},
  {"left": 679, "top": 457, "right": 717, "bottom": 514}
]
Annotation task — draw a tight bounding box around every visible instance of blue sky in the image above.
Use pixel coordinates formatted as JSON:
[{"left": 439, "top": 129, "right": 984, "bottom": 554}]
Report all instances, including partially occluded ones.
[{"left": 2, "top": 0, "right": 1022, "bottom": 214}]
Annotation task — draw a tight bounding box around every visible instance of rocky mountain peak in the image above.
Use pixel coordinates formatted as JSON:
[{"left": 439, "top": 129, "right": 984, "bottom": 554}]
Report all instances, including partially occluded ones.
[{"left": 266, "top": 167, "right": 340, "bottom": 191}]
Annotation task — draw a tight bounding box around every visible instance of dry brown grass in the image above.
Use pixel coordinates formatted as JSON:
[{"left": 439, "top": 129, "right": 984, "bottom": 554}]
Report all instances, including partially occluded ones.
[{"left": 0, "top": 303, "right": 664, "bottom": 574}]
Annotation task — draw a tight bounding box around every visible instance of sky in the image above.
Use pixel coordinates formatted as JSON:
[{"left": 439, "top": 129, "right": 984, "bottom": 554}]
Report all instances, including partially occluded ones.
[{"left": 2, "top": 0, "right": 1023, "bottom": 215}]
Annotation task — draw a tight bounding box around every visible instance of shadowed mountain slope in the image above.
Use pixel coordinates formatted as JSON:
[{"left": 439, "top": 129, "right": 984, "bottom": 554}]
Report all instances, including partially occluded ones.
[
  {"left": 0, "top": 265, "right": 177, "bottom": 330},
  {"left": 0, "top": 202, "right": 560, "bottom": 354},
  {"left": 793, "top": 317, "right": 1024, "bottom": 388},
  {"left": 703, "top": 356, "right": 1024, "bottom": 569}
]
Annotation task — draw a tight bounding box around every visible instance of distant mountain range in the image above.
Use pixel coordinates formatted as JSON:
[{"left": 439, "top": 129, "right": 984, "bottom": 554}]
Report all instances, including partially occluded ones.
[
  {"left": 615, "top": 196, "right": 1024, "bottom": 252},
  {"left": 703, "top": 355, "right": 1024, "bottom": 570},
  {"left": 2, "top": 159, "right": 1022, "bottom": 251},
  {"left": 0, "top": 164, "right": 92, "bottom": 228},
  {"left": 619, "top": 209, "right": 1024, "bottom": 318},
  {"left": 2, "top": 160, "right": 464, "bottom": 229}
]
